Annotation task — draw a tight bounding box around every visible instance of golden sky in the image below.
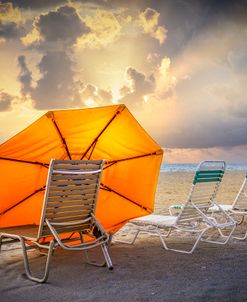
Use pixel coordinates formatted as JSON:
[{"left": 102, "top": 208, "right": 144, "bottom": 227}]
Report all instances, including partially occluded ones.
[{"left": 0, "top": 0, "right": 247, "bottom": 163}]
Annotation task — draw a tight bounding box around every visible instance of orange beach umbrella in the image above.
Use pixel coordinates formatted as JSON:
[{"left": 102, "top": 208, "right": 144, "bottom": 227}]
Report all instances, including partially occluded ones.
[{"left": 0, "top": 104, "right": 163, "bottom": 233}]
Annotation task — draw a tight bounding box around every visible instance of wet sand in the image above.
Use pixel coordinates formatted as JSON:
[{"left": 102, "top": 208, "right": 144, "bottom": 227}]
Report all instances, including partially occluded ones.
[{"left": 1, "top": 171, "right": 247, "bottom": 302}]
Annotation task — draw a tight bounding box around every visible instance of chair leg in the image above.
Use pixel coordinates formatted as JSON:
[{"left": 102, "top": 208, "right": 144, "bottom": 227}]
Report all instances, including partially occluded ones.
[
  {"left": 83, "top": 246, "right": 113, "bottom": 269},
  {"left": 20, "top": 238, "right": 54, "bottom": 283},
  {"left": 114, "top": 229, "right": 141, "bottom": 245},
  {"left": 201, "top": 224, "right": 236, "bottom": 245},
  {"left": 161, "top": 227, "right": 210, "bottom": 254},
  {"left": 229, "top": 215, "right": 247, "bottom": 240},
  {"left": 0, "top": 234, "right": 3, "bottom": 252},
  {"left": 101, "top": 243, "right": 113, "bottom": 270},
  {"left": 82, "top": 233, "right": 113, "bottom": 270},
  {"left": 231, "top": 223, "right": 247, "bottom": 240},
  {"left": 232, "top": 231, "right": 247, "bottom": 240}
]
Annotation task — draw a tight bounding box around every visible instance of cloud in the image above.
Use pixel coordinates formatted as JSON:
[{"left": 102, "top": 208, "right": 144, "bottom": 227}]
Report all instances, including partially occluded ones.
[
  {"left": 31, "top": 51, "right": 75, "bottom": 109},
  {"left": 17, "top": 51, "right": 77, "bottom": 109},
  {"left": 0, "top": 22, "right": 22, "bottom": 39},
  {"left": 0, "top": 91, "right": 13, "bottom": 111},
  {"left": 5, "top": 0, "right": 67, "bottom": 10},
  {"left": 118, "top": 54, "right": 178, "bottom": 110},
  {"left": 76, "top": 9, "right": 121, "bottom": 49},
  {"left": 73, "top": 83, "right": 112, "bottom": 107},
  {"left": 21, "top": 4, "right": 88, "bottom": 47},
  {"left": 0, "top": 2, "right": 22, "bottom": 24},
  {"left": 20, "top": 5, "right": 92, "bottom": 109},
  {"left": 154, "top": 56, "right": 177, "bottom": 99},
  {"left": 133, "top": 8, "right": 247, "bottom": 152},
  {"left": 38, "top": 5, "right": 87, "bottom": 44},
  {"left": 119, "top": 66, "right": 155, "bottom": 108},
  {"left": 138, "top": 8, "right": 167, "bottom": 44},
  {"left": 18, "top": 55, "right": 32, "bottom": 96},
  {"left": 126, "top": 67, "right": 154, "bottom": 94},
  {"left": 0, "top": 2, "right": 24, "bottom": 40},
  {"left": 21, "top": 24, "right": 41, "bottom": 46}
]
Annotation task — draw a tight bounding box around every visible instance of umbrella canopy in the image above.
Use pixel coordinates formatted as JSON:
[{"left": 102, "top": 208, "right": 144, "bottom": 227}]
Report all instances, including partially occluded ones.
[{"left": 0, "top": 104, "right": 163, "bottom": 233}]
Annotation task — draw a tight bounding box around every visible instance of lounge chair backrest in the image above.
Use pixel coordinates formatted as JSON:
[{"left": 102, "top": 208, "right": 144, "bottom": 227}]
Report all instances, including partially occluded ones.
[
  {"left": 176, "top": 160, "right": 225, "bottom": 226},
  {"left": 232, "top": 172, "right": 247, "bottom": 210},
  {"left": 38, "top": 159, "right": 104, "bottom": 239}
]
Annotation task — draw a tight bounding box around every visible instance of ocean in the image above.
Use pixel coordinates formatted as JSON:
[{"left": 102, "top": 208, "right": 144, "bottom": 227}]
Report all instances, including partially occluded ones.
[{"left": 160, "top": 163, "right": 247, "bottom": 172}]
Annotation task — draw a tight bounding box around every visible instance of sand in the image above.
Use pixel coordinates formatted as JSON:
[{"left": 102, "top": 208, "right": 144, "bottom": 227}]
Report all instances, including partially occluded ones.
[{"left": 1, "top": 171, "right": 247, "bottom": 302}]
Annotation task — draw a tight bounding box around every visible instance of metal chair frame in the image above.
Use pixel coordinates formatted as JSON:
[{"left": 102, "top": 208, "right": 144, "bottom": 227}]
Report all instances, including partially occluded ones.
[
  {"left": 117, "top": 161, "right": 236, "bottom": 254},
  {"left": 0, "top": 159, "right": 113, "bottom": 283}
]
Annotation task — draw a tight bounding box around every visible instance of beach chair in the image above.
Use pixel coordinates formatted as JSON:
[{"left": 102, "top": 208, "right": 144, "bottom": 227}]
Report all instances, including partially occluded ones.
[
  {"left": 118, "top": 160, "right": 236, "bottom": 254},
  {"left": 0, "top": 159, "right": 113, "bottom": 283},
  {"left": 209, "top": 171, "right": 247, "bottom": 240}
]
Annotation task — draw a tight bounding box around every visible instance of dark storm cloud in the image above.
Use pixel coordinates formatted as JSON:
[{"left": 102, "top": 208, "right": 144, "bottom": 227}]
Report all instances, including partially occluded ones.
[
  {"left": 1, "top": 0, "right": 67, "bottom": 10},
  {"left": 36, "top": 5, "right": 89, "bottom": 45},
  {"left": 17, "top": 51, "right": 75, "bottom": 109},
  {"left": 0, "top": 22, "right": 22, "bottom": 39},
  {"left": 31, "top": 51, "right": 75, "bottom": 109},
  {"left": 19, "top": 4, "right": 90, "bottom": 109}
]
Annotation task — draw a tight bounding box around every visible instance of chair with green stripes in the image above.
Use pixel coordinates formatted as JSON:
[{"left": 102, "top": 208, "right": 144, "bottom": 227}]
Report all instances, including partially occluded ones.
[
  {"left": 123, "top": 160, "right": 236, "bottom": 254},
  {"left": 0, "top": 159, "right": 113, "bottom": 282}
]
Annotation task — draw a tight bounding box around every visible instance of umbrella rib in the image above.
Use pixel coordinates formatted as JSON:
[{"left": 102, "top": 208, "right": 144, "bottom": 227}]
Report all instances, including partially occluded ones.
[
  {"left": 0, "top": 186, "right": 46, "bottom": 216},
  {"left": 0, "top": 157, "right": 49, "bottom": 167},
  {"left": 80, "top": 105, "right": 126, "bottom": 160},
  {"left": 100, "top": 183, "right": 151, "bottom": 212},
  {"left": 104, "top": 149, "right": 163, "bottom": 169},
  {"left": 50, "top": 117, "right": 72, "bottom": 160},
  {"left": 88, "top": 141, "right": 97, "bottom": 160}
]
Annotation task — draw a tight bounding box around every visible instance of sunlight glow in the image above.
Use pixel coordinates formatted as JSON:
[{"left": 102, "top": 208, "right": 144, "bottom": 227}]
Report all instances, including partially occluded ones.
[
  {"left": 85, "top": 98, "right": 95, "bottom": 107},
  {"left": 111, "top": 87, "right": 121, "bottom": 104},
  {"left": 143, "top": 95, "right": 149, "bottom": 103}
]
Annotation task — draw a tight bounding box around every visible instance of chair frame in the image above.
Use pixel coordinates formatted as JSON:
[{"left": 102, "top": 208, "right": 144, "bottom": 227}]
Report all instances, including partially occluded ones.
[
  {"left": 117, "top": 160, "right": 236, "bottom": 254},
  {"left": 211, "top": 173, "right": 247, "bottom": 240},
  {"left": 0, "top": 159, "right": 113, "bottom": 283}
]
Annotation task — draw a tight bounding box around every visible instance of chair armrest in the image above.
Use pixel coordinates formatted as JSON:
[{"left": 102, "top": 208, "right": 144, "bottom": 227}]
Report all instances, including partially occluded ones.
[{"left": 47, "top": 217, "right": 91, "bottom": 226}]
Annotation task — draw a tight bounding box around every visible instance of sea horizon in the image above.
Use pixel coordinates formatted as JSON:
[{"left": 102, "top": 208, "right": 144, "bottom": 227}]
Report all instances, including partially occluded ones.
[{"left": 160, "top": 163, "right": 247, "bottom": 172}]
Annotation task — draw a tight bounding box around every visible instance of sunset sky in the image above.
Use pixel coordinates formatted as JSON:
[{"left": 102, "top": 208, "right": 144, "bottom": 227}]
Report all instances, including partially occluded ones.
[{"left": 0, "top": 0, "right": 247, "bottom": 163}]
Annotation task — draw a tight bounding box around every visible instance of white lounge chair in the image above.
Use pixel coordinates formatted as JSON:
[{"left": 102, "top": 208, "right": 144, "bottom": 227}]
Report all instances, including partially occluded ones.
[
  {"left": 210, "top": 171, "right": 247, "bottom": 240},
  {"left": 0, "top": 159, "right": 113, "bottom": 283},
  {"left": 118, "top": 160, "right": 236, "bottom": 254}
]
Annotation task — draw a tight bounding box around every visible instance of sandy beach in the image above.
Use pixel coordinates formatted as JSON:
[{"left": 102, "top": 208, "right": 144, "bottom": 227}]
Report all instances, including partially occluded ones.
[{"left": 1, "top": 171, "right": 247, "bottom": 302}]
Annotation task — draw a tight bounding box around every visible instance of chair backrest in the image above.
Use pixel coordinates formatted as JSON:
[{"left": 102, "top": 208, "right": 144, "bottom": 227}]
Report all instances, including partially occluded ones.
[
  {"left": 176, "top": 160, "right": 225, "bottom": 226},
  {"left": 38, "top": 159, "right": 104, "bottom": 239},
  {"left": 232, "top": 172, "right": 247, "bottom": 210}
]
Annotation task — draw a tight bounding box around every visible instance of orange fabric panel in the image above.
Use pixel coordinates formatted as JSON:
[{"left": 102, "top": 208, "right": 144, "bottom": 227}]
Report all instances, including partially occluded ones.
[
  {"left": 102, "top": 153, "right": 163, "bottom": 211},
  {"left": 95, "top": 189, "right": 149, "bottom": 230},
  {"left": 0, "top": 161, "right": 47, "bottom": 214},
  {"left": 52, "top": 106, "right": 120, "bottom": 158},
  {"left": 0, "top": 191, "right": 44, "bottom": 228},
  {"left": 0, "top": 115, "right": 66, "bottom": 162},
  {"left": 90, "top": 107, "right": 160, "bottom": 160}
]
